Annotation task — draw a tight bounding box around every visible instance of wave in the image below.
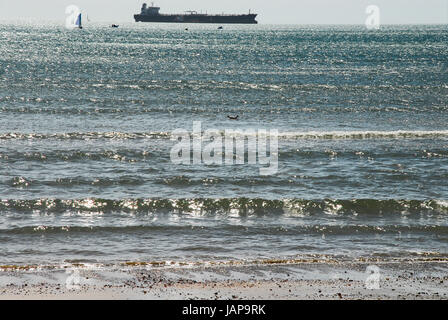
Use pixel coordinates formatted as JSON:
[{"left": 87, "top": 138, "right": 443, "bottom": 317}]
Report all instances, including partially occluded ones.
[
  {"left": 3, "top": 223, "right": 448, "bottom": 236},
  {"left": 1, "top": 104, "right": 448, "bottom": 116},
  {"left": 8, "top": 175, "right": 148, "bottom": 188},
  {"left": 0, "top": 132, "right": 171, "bottom": 141},
  {"left": 2, "top": 79, "right": 447, "bottom": 92},
  {"left": 0, "top": 198, "right": 447, "bottom": 216},
  {"left": 278, "top": 130, "right": 448, "bottom": 140},
  {"left": 1, "top": 149, "right": 162, "bottom": 163},
  {"left": 1, "top": 148, "right": 447, "bottom": 168},
  {"left": 1, "top": 130, "right": 448, "bottom": 141},
  {"left": 2, "top": 254, "right": 448, "bottom": 271}
]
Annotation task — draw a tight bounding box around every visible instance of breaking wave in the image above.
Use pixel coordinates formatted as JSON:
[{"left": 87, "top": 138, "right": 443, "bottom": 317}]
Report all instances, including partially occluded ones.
[
  {"left": 1, "top": 198, "right": 447, "bottom": 216},
  {"left": 1, "top": 130, "right": 448, "bottom": 141}
]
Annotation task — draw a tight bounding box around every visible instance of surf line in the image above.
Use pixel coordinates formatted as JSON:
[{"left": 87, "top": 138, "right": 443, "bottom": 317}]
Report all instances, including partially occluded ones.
[{"left": 170, "top": 121, "right": 278, "bottom": 176}]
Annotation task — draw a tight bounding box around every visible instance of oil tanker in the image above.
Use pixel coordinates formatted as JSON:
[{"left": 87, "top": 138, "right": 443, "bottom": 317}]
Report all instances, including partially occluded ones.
[{"left": 134, "top": 3, "right": 258, "bottom": 24}]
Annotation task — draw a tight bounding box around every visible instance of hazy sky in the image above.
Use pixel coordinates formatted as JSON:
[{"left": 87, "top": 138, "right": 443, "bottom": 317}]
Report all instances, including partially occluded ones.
[{"left": 0, "top": 0, "right": 447, "bottom": 24}]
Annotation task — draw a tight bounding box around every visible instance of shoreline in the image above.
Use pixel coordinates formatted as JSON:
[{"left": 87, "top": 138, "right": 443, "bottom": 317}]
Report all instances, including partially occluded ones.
[{"left": 1, "top": 260, "right": 447, "bottom": 300}]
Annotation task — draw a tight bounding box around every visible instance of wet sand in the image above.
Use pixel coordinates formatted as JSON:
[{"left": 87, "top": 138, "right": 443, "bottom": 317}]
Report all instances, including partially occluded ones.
[{"left": 0, "top": 261, "right": 447, "bottom": 300}]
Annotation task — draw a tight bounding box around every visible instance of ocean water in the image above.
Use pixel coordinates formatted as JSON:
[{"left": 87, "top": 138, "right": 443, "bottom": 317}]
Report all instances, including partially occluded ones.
[{"left": 0, "top": 22, "right": 447, "bottom": 266}]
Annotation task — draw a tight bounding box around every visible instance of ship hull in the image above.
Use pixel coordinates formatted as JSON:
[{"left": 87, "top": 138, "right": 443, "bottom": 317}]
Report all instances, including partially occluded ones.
[{"left": 134, "top": 14, "right": 258, "bottom": 24}]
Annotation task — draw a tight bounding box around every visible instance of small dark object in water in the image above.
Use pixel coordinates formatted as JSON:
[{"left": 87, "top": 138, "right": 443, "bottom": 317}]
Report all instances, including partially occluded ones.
[
  {"left": 111, "top": 24, "right": 119, "bottom": 28},
  {"left": 227, "top": 115, "right": 239, "bottom": 120},
  {"left": 218, "top": 26, "right": 223, "bottom": 30},
  {"left": 185, "top": 28, "right": 189, "bottom": 31}
]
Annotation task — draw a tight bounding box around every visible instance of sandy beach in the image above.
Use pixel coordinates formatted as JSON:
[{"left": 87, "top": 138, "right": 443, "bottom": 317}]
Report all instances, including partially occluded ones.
[{"left": 1, "top": 260, "right": 447, "bottom": 300}]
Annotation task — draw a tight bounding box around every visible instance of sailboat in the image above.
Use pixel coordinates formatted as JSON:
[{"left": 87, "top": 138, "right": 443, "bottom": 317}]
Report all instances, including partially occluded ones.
[{"left": 75, "top": 13, "right": 83, "bottom": 29}]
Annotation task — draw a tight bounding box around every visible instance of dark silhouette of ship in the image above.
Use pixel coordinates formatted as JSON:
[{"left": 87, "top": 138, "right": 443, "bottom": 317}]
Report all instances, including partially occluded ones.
[{"left": 134, "top": 3, "right": 258, "bottom": 24}]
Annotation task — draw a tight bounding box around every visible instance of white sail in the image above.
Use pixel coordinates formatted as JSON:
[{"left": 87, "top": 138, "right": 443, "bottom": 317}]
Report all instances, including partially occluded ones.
[{"left": 75, "top": 13, "right": 82, "bottom": 28}]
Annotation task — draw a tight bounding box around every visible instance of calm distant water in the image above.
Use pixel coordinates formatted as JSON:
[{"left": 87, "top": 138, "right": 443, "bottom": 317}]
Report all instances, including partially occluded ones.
[{"left": 0, "top": 22, "right": 447, "bottom": 266}]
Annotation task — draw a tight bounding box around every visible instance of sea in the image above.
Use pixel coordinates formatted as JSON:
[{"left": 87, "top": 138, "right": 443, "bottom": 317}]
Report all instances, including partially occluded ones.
[{"left": 0, "top": 22, "right": 447, "bottom": 267}]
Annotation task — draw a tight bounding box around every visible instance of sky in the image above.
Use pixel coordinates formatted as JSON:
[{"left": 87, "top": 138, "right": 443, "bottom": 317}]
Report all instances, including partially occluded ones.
[{"left": 0, "top": 0, "right": 447, "bottom": 24}]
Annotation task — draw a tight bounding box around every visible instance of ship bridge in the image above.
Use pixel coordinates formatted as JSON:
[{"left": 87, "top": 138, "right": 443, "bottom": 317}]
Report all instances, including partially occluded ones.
[{"left": 141, "top": 3, "right": 160, "bottom": 16}]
